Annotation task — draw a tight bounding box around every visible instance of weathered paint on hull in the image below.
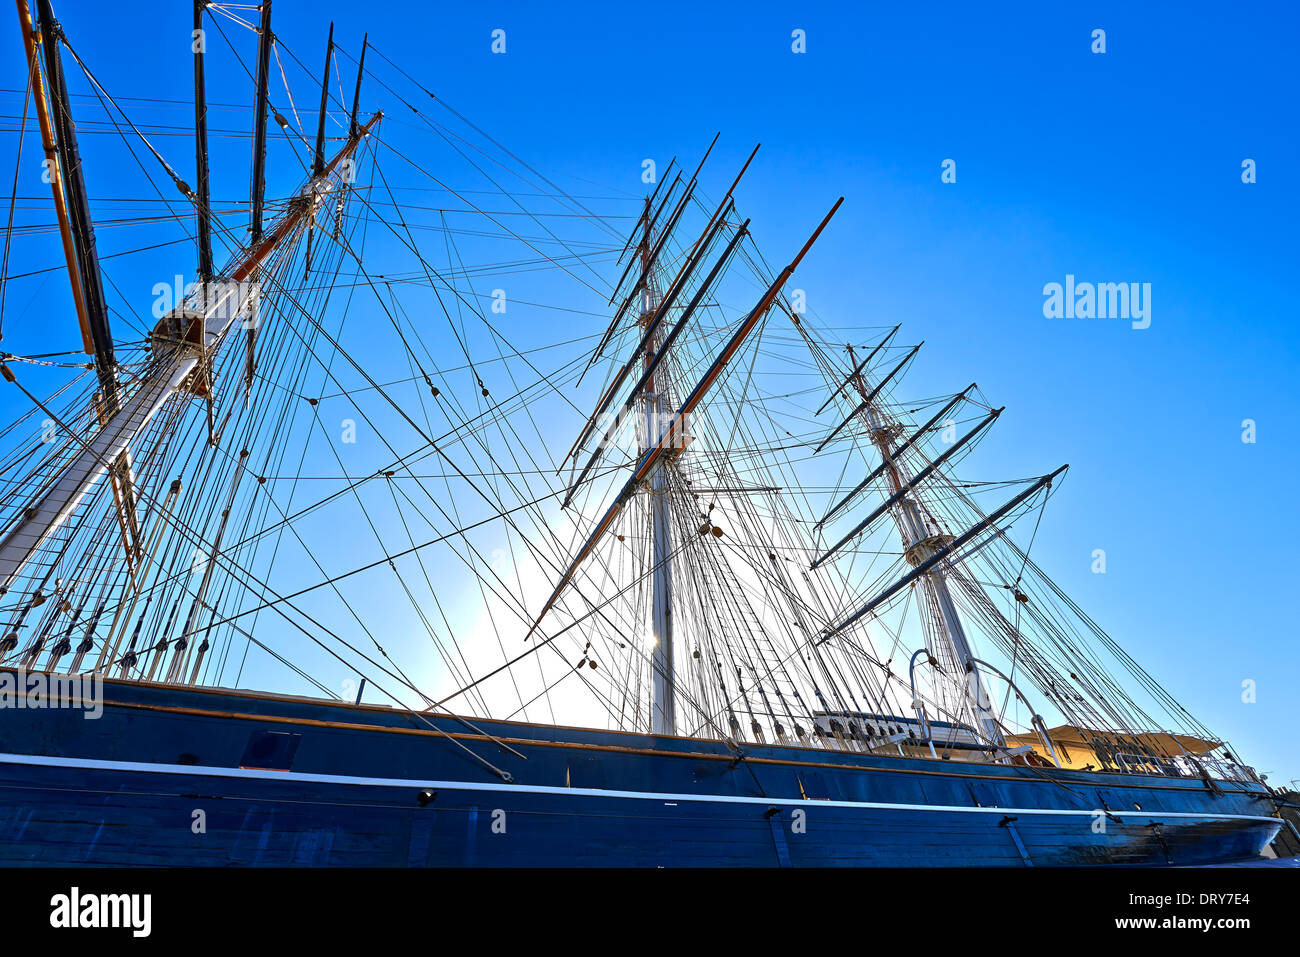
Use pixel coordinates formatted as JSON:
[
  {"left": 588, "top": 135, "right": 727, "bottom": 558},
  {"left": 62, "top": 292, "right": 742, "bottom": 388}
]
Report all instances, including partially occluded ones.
[
  {"left": 0, "top": 671, "right": 1281, "bottom": 866},
  {"left": 0, "top": 754, "right": 1281, "bottom": 867}
]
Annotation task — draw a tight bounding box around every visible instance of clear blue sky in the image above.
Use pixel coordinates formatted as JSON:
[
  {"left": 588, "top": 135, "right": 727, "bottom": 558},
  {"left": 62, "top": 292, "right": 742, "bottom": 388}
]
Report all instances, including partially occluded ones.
[{"left": 2, "top": 1, "right": 1296, "bottom": 784}]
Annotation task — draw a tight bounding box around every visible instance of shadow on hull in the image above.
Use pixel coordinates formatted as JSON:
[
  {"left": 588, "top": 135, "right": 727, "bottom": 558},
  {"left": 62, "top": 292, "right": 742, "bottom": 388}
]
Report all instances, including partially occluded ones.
[{"left": 0, "top": 670, "right": 1282, "bottom": 867}]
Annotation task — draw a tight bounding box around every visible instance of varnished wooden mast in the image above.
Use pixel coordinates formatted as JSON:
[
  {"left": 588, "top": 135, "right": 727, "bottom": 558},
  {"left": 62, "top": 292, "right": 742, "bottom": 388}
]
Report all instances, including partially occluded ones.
[
  {"left": 14, "top": 0, "right": 88, "bottom": 353},
  {"left": 193, "top": 0, "right": 213, "bottom": 281},
  {"left": 526, "top": 198, "right": 843, "bottom": 640},
  {"left": 249, "top": 0, "right": 272, "bottom": 244}
]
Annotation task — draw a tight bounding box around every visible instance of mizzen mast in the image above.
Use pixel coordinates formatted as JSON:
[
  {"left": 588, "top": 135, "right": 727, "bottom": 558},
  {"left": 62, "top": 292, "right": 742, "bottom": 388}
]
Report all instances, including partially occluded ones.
[
  {"left": 808, "top": 331, "right": 1076, "bottom": 751},
  {"left": 817, "top": 338, "right": 1003, "bottom": 743}
]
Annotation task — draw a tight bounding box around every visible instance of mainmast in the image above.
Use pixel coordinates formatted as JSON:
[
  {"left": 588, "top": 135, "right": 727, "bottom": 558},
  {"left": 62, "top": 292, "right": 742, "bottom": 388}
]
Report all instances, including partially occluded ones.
[
  {"left": 527, "top": 180, "right": 842, "bottom": 744},
  {"left": 637, "top": 196, "right": 675, "bottom": 735}
]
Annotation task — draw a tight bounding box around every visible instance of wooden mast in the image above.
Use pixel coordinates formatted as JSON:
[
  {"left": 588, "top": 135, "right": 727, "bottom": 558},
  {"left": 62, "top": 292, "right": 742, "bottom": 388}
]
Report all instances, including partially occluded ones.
[
  {"left": 525, "top": 199, "right": 842, "bottom": 642},
  {"left": 638, "top": 196, "right": 675, "bottom": 735},
  {"left": 13, "top": 0, "right": 88, "bottom": 353},
  {"left": 0, "top": 112, "right": 383, "bottom": 593},
  {"left": 249, "top": 0, "right": 272, "bottom": 244},
  {"left": 193, "top": 0, "right": 213, "bottom": 282},
  {"left": 245, "top": 0, "right": 272, "bottom": 402},
  {"left": 31, "top": 0, "right": 115, "bottom": 398},
  {"left": 25, "top": 0, "right": 144, "bottom": 573},
  {"left": 312, "top": 22, "right": 333, "bottom": 176}
]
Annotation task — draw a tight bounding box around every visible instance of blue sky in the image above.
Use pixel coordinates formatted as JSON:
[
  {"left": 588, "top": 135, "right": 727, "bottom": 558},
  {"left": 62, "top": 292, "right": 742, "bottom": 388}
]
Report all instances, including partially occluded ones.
[{"left": 2, "top": 1, "right": 1297, "bottom": 783}]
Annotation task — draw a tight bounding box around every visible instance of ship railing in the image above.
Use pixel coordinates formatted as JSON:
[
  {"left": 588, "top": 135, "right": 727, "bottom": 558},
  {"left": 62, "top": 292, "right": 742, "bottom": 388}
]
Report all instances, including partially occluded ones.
[
  {"left": 1116, "top": 751, "right": 1262, "bottom": 785},
  {"left": 1190, "top": 754, "right": 1261, "bottom": 785},
  {"left": 1114, "top": 752, "right": 1183, "bottom": 777}
]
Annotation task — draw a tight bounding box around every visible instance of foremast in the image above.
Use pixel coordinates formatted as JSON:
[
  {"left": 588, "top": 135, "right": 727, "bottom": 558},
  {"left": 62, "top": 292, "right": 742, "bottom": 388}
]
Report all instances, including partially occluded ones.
[{"left": 0, "top": 107, "right": 383, "bottom": 593}]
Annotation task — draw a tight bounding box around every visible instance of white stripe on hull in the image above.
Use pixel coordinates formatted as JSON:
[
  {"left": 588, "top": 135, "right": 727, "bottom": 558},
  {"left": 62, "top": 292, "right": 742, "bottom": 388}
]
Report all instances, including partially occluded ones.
[{"left": 0, "top": 751, "right": 1278, "bottom": 825}]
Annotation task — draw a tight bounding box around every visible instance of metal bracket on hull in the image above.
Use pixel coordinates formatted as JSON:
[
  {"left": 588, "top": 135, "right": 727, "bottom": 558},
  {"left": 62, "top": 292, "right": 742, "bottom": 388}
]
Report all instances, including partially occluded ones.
[
  {"left": 1146, "top": 821, "right": 1173, "bottom": 865},
  {"left": 765, "top": 807, "right": 792, "bottom": 868},
  {"left": 999, "top": 815, "right": 1034, "bottom": 867}
]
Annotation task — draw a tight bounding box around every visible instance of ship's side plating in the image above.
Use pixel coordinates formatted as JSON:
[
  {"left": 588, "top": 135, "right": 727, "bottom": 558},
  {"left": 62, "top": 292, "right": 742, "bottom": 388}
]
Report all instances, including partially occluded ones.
[{"left": 0, "top": 670, "right": 1280, "bottom": 866}]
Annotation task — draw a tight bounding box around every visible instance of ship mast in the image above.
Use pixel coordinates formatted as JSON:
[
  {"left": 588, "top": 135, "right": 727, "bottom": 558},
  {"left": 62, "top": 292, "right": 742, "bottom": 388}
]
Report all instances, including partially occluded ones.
[
  {"left": 842, "top": 347, "right": 1002, "bottom": 745},
  {"left": 637, "top": 196, "right": 676, "bottom": 735},
  {"left": 30, "top": 0, "right": 116, "bottom": 403},
  {"left": 804, "top": 330, "right": 1072, "bottom": 750},
  {"left": 527, "top": 185, "right": 842, "bottom": 742},
  {"left": 0, "top": 109, "right": 383, "bottom": 591},
  {"left": 17, "top": 0, "right": 145, "bottom": 581}
]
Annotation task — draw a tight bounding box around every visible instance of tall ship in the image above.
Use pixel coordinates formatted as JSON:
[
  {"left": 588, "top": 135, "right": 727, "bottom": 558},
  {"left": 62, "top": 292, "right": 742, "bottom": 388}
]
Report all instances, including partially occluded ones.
[{"left": 0, "top": 1, "right": 1287, "bottom": 866}]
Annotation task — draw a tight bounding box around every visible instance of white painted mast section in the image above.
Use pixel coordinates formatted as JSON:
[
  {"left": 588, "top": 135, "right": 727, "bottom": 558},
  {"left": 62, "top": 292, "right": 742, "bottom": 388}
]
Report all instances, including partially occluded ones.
[
  {"left": 0, "top": 295, "right": 247, "bottom": 590},
  {"left": 640, "top": 198, "right": 676, "bottom": 735},
  {"left": 858, "top": 375, "right": 1003, "bottom": 747},
  {"left": 924, "top": 566, "right": 1001, "bottom": 745},
  {"left": 0, "top": 114, "right": 381, "bottom": 592}
]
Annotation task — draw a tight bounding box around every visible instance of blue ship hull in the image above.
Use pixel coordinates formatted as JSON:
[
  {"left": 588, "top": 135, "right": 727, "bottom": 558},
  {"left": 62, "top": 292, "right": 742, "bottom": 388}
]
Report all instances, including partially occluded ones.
[{"left": 0, "top": 671, "right": 1281, "bottom": 866}]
